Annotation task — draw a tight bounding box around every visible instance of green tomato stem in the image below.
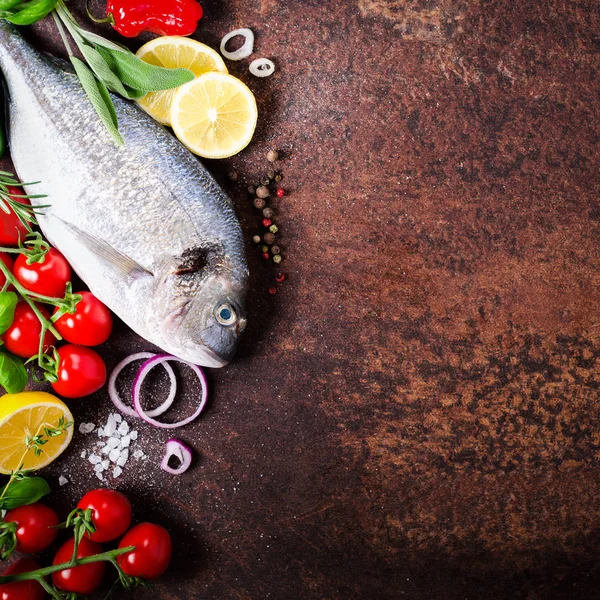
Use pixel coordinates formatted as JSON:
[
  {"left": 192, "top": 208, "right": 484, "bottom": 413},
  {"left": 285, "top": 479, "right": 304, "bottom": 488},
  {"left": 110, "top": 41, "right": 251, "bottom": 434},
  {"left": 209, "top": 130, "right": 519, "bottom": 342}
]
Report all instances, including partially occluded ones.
[
  {"left": 0, "top": 546, "right": 136, "bottom": 583},
  {"left": 36, "top": 576, "right": 62, "bottom": 600},
  {"left": 0, "top": 259, "right": 62, "bottom": 340}
]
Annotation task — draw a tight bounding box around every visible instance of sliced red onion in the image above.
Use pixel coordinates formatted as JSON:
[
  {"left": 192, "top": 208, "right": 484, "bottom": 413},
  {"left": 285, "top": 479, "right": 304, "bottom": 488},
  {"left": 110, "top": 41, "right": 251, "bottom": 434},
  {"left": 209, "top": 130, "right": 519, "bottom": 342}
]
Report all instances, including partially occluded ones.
[
  {"left": 161, "top": 439, "right": 193, "bottom": 475},
  {"left": 249, "top": 58, "right": 275, "bottom": 78},
  {"left": 220, "top": 28, "right": 254, "bottom": 61},
  {"left": 108, "top": 352, "right": 177, "bottom": 418},
  {"left": 132, "top": 355, "right": 208, "bottom": 429}
]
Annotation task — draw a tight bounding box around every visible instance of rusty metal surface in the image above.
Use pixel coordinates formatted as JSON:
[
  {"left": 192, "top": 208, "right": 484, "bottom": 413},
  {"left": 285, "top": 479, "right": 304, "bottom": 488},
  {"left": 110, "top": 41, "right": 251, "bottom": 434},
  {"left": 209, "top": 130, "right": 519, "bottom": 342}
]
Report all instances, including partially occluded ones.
[{"left": 1, "top": 0, "right": 600, "bottom": 598}]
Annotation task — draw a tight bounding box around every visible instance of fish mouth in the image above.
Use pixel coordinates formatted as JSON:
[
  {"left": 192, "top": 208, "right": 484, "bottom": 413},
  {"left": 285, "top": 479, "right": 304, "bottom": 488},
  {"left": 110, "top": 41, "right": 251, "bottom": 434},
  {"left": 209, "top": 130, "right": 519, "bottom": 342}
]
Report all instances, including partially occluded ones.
[{"left": 199, "top": 345, "right": 229, "bottom": 369}]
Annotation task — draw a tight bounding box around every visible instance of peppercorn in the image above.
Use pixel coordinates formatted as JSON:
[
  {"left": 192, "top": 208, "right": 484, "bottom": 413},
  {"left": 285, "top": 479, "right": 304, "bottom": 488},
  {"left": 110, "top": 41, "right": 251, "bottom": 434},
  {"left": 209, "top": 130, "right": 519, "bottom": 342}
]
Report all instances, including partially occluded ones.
[
  {"left": 262, "top": 252, "right": 270, "bottom": 260},
  {"left": 253, "top": 197, "right": 266, "bottom": 210},
  {"left": 275, "top": 272, "right": 285, "bottom": 283},
  {"left": 269, "top": 286, "right": 277, "bottom": 295},
  {"left": 269, "top": 224, "right": 279, "bottom": 234},
  {"left": 247, "top": 185, "right": 256, "bottom": 195},
  {"left": 256, "top": 185, "right": 270, "bottom": 199},
  {"left": 271, "top": 245, "right": 280, "bottom": 255},
  {"left": 227, "top": 170, "right": 238, "bottom": 182},
  {"left": 274, "top": 174, "right": 282, "bottom": 182},
  {"left": 261, "top": 177, "right": 271, "bottom": 186},
  {"left": 263, "top": 207, "right": 275, "bottom": 219},
  {"left": 273, "top": 254, "right": 282, "bottom": 264},
  {"left": 264, "top": 232, "right": 276, "bottom": 245},
  {"left": 262, "top": 218, "right": 272, "bottom": 228},
  {"left": 267, "top": 150, "right": 279, "bottom": 162},
  {"left": 276, "top": 188, "right": 286, "bottom": 198},
  {"left": 252, "top": 235, "right": 261, "bottom": 244},
  {"left": 268, "top": 170, "right": 276, "bottom": 180},
  {"left": 261, "top": 245, "right": 269, "bottom": 253}
]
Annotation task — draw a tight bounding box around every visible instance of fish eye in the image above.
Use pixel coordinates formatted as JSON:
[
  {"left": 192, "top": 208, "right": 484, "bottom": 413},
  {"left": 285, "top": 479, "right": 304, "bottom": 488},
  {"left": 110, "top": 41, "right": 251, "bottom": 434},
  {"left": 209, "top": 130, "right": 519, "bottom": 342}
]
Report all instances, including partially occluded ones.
[{"left": 215, "top": 303, "right": 237, "bottom": 326}]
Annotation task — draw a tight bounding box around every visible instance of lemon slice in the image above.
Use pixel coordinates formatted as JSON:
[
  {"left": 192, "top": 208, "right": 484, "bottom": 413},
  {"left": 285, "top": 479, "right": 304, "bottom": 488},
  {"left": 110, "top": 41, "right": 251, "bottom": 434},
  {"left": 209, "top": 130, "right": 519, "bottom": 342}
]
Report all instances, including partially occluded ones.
[
  {"left": 0, "top": 392, "right": 73, "bottom": 474},
  {"left": 170, "top": 72, "right": 258, "bottom": 159},
  {"left": 136, "top": 36, "right": 228, "bottom": 126}
]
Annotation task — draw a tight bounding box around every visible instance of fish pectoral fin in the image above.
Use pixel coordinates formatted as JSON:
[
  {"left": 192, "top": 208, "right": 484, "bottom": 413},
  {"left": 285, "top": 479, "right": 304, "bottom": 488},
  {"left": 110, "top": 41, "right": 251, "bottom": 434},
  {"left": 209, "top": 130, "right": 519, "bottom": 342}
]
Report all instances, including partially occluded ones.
[{"left": 49, "top": 215, "right": 153, "bottom": 280}]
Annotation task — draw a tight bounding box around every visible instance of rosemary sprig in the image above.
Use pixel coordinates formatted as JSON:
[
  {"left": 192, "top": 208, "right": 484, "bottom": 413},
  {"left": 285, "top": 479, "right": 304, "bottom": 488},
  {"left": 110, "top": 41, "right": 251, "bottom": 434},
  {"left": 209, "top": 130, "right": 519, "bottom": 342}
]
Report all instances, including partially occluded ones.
[{"left": 0, "top": 171, "right": 49, "bottom": 232}]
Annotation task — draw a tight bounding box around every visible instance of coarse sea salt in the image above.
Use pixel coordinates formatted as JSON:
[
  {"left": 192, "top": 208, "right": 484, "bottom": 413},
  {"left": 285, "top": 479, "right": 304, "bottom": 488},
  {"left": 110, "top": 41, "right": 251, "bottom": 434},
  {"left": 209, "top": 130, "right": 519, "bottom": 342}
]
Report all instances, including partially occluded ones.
[
  {"left": 58, "top": 476, "right": 68, "bottom": 486},
  {"left": 83, "top": 413, "right": 142, "bottom": 480},
  {"left": 79, "top": 423, "right": 95, "bottom": 434}
]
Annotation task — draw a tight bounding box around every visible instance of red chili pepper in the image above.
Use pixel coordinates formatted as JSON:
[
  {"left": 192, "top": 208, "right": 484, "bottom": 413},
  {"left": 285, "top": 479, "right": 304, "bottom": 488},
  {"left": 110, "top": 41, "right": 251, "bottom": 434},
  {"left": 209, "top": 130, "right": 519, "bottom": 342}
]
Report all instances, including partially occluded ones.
[{"left": 105, "top": 0, "right": 203, "bottom": 38}]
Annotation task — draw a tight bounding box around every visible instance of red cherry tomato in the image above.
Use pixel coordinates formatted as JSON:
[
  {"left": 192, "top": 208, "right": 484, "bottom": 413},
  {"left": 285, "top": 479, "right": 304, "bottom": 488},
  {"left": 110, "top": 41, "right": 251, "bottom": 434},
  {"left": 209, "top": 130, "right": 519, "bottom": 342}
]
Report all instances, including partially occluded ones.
[
  {"left": 51, "top": 345, "right": 107, "bottom": 398},
  {"left": 52, "top": 537, "right": 105, "bottom": 594},
  {"left": 0, "top": 187, "right": 29, "bottom": 247},
  {"left": 117, "top": 522, "right": 172, "bottom": 580},
  {"left": 14, "top": 248, "right": 71, "bottom": 298},
  {"left": 1, "top": 303, "right": 57, "bottom": 358},
  {"left": 4, "top": 503, "right": 59, "bottom": 554},
  {"left": 0, "top": 253, "right": 14, "bottom": 289},
  {"left": 54, "top": 292, "right": 113, "bottom": 346},
  {"left": 77, "top": 489, "right": 132, "bottom": 543},
  {"left": 0, "top": 558, "right": 45, "bottom": 600}
]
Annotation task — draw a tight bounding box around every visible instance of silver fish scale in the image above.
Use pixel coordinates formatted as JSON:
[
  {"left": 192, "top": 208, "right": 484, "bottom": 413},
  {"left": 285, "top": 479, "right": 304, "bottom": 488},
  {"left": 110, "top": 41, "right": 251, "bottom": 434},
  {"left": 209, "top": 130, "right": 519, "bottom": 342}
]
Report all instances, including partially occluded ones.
[{"left": 0, "top": 22, "right": 249, "bottom": 367}]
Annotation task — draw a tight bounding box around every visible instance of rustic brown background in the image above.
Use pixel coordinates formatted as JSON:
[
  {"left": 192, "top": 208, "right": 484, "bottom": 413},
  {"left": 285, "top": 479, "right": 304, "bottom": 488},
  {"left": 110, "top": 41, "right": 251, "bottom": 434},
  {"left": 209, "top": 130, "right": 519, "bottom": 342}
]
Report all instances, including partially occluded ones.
[{"left": 2, "top": 0, "right": 600, "bottom": 598}]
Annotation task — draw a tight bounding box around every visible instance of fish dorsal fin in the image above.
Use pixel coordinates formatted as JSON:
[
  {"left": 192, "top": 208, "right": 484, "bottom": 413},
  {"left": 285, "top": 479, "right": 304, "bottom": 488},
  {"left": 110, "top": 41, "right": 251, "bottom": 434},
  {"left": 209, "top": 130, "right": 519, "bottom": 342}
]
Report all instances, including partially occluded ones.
[{"left": 49, "top": 215, "right": 153, "bottom": 280}]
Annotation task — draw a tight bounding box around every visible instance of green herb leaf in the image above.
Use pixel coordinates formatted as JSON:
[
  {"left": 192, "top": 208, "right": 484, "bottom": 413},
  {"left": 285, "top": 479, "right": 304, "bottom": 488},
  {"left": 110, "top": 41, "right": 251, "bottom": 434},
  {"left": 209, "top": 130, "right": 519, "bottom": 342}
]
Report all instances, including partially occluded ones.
[
  {"left": 0, "top": 0, "right": 22, "bottom": 10},
  {"left": 0, "top": 350, "right": 27, "bottom": 394},
  {"left": 78, "top": 42, "right": 131, "bottom": 98},
  {"left": 0, "top": 291, "right": 17, "bottom": 335},
  {"left": 96, "top": 46, "right": 194, "bottom": 92},
  {"left": 70, "top": 56, "right": 123, "bottom": 146},
  {"left": 0, "top": 476, "right": 50, "bottom": 509},
  {"left": 77, "top": 29, "right": 129, "bottom": 53},
  {"left": 2, "top": 0, "right": 58, "bottom": 25}
]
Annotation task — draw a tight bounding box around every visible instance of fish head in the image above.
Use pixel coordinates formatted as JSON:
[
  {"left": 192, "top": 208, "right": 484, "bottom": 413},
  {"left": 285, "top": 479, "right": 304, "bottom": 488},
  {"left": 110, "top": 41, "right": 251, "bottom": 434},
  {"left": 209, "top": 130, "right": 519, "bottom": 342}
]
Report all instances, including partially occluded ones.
[{"left": 151, "top": 250, "right": 248, "bottom": 368}]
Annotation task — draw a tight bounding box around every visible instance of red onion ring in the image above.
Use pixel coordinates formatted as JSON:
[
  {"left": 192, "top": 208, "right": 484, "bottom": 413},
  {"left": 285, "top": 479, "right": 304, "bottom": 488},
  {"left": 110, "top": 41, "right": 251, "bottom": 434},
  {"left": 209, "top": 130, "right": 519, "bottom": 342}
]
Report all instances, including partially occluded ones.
[
  {"left": 132, "top": 355, "right": 208, "bottom": 429},
  {"left": 108, "top": 352, "right": 177, "bottom": 418},
  {"left": 161, "top": 439, "right": 193, "bottom": 475}
]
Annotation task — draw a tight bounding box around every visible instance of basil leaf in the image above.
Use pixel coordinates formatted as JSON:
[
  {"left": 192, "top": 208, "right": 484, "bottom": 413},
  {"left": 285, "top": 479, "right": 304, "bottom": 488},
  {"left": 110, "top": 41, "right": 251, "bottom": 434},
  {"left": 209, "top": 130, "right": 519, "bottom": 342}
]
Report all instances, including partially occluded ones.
[
  {"left": 0, "top": 0, "right": 22, "bottom": 10},
  {"left": 0, "top": 291, "right": 17, "bottom": 335},
  {"left": 0, "top": 476, "right": 50, "bottom": 509},
  {"left": 0, "top": 350, "right": 27, "bottom": 393},
  {"left": 70, "top": 56, "right": 123, "bottom": 146},
  {"left": 3, "top": 0, "right": 58, "bottom": 25},
  {"left": 96, "top": 46, "right": 194, "bottom": 92}
]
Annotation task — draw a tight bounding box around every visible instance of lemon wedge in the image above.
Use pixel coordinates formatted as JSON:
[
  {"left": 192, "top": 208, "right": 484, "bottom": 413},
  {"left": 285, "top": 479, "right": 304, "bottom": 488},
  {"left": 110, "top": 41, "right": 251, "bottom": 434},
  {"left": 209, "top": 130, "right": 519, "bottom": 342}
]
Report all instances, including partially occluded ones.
[
  {"left": 0, "top": 392, "right": 73, "bottom": 474},
  {"left": 135, "top": 36, "right": 228, "bottom": 126},
  {"left": 170, "top": 72, "right": 258, "bottom": 159}
]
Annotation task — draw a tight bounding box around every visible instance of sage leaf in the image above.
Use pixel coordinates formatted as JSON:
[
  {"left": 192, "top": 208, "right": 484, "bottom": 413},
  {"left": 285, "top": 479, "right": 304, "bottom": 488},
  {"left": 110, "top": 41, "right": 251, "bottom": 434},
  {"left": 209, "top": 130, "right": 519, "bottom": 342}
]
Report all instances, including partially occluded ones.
[
  {"left": 70, "top": 56, "right": 123, "bottom": 146},
  {"left": 78, "top": 29, "right": 129, "bottom": 53},
  {"left": 0, "top": 291, "right": 17, "bottom": 335},
  {"left": 78, "top": 42, "right": 131, "bottom": 98},
  {"left": 122, "top": 85, "right": 147, "bottom": 100},
  {"left": 96, "top": 46, "right": 194, "bottom": 92},
  {"left": 0, "top": 350, "right": 27, "bottom": 394},
  {"left": 3, "top": 0, "right": 58, "bottom": 25},
  {"left": 0, "top": 476, "right": 51, "bottom": 509}
]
